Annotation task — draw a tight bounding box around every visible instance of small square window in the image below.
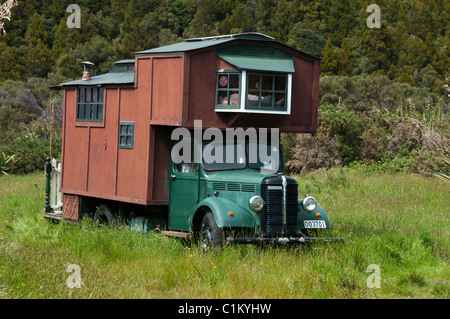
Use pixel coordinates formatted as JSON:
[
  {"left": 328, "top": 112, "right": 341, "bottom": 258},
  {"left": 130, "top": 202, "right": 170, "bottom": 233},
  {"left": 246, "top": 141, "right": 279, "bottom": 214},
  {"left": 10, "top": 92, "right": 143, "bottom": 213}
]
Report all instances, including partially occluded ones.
[
  {"left": 215, "top": 71, "right": 241, "bottom": 109},
  {"left": 76, "top": 86, "right": 104, "bottom": 122},
  {"left": 119, "top": 122, "right": 134, "bottom": 149}
]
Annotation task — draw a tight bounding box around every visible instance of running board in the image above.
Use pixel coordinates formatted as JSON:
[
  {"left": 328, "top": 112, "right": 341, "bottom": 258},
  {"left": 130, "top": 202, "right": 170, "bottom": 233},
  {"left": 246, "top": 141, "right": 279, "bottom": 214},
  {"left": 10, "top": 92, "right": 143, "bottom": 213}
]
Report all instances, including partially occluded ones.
[{"left": 161, "top": 230, "right": 190, "bottom": 240}]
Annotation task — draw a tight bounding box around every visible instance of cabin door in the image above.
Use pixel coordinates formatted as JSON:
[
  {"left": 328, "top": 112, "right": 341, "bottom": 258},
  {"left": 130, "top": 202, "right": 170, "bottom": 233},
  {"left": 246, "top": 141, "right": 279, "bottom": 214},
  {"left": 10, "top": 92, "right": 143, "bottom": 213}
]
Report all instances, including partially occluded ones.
[{"left": 168, "top": 141, "right": 200, "bottom": 231}]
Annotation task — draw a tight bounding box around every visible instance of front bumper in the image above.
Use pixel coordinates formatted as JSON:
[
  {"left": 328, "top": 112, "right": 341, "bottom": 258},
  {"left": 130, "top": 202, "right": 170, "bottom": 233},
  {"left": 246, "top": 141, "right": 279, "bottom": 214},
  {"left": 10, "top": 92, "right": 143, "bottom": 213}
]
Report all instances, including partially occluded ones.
[{"left": 226, "top": 236, "right": 344, "bottom": 244}]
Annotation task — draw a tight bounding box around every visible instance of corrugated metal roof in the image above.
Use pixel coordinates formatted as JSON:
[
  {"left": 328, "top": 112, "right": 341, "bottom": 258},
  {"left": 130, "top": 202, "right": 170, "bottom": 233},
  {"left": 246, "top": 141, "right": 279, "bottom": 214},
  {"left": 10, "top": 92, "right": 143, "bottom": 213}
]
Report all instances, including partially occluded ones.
[
  {"left": 57, "top": 59, "right": 135, "bottom": 87},
  {"left": 58, "top": 71, "right": 134, "bottom": 87},
  {"left": 135, "top": 33, "right": 275, "bottom": 56}
]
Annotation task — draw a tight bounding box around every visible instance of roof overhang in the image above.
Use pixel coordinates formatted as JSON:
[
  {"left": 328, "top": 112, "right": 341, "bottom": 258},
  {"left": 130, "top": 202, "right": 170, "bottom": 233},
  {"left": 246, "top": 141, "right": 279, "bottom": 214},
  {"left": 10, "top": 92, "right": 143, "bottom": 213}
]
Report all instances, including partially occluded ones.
[{"left": 215, "top": 45, "right": 295, "bottom": 73}]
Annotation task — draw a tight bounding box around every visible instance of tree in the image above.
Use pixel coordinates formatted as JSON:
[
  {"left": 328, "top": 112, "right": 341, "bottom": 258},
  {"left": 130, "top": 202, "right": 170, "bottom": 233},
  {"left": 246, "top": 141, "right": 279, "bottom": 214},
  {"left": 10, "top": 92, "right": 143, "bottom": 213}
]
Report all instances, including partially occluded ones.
[
  {"left": 0, "top": 42, "right": 21, "bottom": 80},
  {"left": 321, "top": 38, "right": 338, "bottom": 75},
  {"left": 287, "top": 21, "right": 326, "bottom": 57},
  {"left": 338, "top": 38, "right": 353, "bottom": 76},
  {"left": 24, "top": 13, "right": 52, "bottom": 77}
]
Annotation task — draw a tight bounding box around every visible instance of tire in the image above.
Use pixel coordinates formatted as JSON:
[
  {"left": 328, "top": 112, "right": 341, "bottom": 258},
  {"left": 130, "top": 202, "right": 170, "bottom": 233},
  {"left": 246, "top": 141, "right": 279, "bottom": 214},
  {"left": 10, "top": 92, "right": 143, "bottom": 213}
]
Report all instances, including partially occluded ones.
[
  {"left": 199, "top": 212, "right": 223, "bottom": 252},
  {"left": 94, "top": 204, "right": 117, "bottom": 227}
]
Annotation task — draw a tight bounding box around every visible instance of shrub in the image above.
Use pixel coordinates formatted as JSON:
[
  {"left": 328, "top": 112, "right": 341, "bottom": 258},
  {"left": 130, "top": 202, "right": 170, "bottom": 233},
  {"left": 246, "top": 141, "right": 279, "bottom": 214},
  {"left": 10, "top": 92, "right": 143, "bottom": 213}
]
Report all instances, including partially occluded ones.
[{"left": 285, "top": 127, "right": 341, "bottom": 175}]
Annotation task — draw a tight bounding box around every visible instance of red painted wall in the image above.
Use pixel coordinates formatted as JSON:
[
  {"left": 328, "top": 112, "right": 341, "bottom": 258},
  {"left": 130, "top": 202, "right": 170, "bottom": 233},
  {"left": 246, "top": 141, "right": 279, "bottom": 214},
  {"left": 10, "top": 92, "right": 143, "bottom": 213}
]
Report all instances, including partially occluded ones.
[{"left": 60, "top": 42, "right": 319, "bottom": 205}]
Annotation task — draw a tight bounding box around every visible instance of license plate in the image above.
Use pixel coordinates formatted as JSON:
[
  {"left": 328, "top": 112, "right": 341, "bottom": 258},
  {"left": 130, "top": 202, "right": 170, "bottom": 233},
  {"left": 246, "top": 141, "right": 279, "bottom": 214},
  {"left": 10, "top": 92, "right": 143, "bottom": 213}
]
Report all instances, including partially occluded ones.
[{"left": 304, "top": 220, "right": 326, "bottom": 228}]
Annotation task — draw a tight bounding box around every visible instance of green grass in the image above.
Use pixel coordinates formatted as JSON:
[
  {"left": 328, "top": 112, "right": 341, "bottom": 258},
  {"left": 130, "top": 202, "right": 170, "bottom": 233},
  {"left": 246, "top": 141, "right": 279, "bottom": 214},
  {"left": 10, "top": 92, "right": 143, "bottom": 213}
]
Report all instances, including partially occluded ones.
[{"left": 0, "top": 169, "right": 449, "bottom": 299}]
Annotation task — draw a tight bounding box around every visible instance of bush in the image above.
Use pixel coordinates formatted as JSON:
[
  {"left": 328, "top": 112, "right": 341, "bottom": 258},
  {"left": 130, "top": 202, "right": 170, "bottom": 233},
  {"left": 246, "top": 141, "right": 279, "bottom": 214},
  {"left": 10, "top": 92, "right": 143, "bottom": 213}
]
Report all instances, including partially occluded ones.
[
  {"left": 0, "top": 127, "right": 61, "bottom": 175},
  {"left": 285, "top": 127, "right": 341, "bottom": 175}
]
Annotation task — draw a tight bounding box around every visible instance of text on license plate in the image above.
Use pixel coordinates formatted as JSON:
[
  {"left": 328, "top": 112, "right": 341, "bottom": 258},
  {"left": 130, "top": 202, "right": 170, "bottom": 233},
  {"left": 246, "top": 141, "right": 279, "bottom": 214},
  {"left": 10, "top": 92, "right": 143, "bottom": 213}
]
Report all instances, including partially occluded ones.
[{"left": 304, "top": 220, "right": 326, "bottom": 228}]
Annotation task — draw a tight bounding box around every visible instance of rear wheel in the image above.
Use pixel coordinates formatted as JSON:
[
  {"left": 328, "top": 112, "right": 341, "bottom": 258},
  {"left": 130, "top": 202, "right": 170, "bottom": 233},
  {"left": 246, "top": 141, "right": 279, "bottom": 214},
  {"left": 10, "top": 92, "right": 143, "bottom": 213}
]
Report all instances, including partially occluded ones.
[
  {"left": 94, "top": 204, "right": 117, "bottom": 227},
  {"left": 199, "top": 212, "right": 223, "bottom": 252}
]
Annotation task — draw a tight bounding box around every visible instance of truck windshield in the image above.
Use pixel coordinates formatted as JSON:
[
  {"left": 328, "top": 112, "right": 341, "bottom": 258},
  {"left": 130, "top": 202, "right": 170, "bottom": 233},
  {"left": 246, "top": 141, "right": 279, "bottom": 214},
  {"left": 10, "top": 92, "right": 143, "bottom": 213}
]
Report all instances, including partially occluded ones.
[
  {"left": 202, "top": 141, "right": 282, "bottom": 172},
  {"left": 246, "top": 142, "right": 282, "bottom": 173}
]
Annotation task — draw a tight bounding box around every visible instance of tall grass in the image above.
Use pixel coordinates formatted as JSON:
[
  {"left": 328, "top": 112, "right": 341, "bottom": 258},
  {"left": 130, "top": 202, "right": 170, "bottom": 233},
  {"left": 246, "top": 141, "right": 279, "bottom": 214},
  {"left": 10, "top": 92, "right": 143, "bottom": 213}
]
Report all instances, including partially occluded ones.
[{"left": 0, "top": 170, "right": 449, "bottom": 299}]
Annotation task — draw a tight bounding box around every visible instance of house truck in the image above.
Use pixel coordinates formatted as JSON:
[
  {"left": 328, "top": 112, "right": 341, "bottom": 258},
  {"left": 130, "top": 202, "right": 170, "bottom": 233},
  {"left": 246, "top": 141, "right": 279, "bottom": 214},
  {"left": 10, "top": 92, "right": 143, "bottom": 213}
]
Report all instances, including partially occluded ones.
[{"left": 45, "top": 33, "right": 343, "bottom": 249}]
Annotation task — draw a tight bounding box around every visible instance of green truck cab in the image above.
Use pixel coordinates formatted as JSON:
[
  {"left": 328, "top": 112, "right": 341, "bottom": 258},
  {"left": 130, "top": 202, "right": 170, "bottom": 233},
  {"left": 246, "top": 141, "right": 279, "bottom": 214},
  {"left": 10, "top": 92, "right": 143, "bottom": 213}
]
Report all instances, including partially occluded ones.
[{"left": 165, "top": 136, "right": 341, "bottom": 249}]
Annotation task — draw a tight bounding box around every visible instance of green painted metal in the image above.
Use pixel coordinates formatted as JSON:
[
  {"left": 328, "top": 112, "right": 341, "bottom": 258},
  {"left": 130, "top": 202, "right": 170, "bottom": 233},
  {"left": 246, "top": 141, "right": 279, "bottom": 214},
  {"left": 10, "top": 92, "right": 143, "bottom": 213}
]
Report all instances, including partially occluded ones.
[
  {"left": 129, "top": 216, "right": 157, "bottom": 233},
  {"left": 216, "top": 45, "right": 295, "bottom": 73},
  {"left": 297, "top": 202, "right": 331, "bottom": 232},
  {"left": 193, "top": 196, "right": 257, "bottom": 229}
]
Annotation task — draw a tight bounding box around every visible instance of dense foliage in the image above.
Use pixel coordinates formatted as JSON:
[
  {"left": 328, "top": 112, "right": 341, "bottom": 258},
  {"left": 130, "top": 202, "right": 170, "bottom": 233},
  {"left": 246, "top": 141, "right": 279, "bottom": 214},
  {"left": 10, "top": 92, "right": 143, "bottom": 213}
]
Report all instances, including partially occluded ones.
[{"left": 0, "top": 0, "right": 448, "bottom": 175}]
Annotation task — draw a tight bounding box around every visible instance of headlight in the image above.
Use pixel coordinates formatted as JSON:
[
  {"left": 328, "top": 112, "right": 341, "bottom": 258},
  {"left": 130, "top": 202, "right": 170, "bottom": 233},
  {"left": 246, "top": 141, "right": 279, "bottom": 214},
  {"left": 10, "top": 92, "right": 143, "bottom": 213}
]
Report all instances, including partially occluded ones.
[
  {"left": 302, "top": 196, "right": 317, "bottom": 212},
  {"left": 249, "top": 196, "right": 264, "bottom": 212}
]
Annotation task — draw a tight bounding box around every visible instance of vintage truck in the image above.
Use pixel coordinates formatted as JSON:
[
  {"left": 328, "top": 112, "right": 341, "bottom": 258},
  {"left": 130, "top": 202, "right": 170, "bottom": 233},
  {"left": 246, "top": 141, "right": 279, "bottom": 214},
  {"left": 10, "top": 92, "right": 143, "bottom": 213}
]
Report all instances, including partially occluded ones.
[{"left": 45, "top": 33, "right": 342, "bottom": 249}]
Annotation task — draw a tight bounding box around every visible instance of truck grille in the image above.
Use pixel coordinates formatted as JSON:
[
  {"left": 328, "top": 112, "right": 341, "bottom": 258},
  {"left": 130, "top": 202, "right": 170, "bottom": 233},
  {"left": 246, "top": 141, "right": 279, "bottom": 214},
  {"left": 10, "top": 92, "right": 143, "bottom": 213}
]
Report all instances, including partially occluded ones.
[
  {"left": 260, "top": 176, "right": 298, "bottom": 236},
  {"left": 212, "top": 182, "right": 256, "bottom": 193}
]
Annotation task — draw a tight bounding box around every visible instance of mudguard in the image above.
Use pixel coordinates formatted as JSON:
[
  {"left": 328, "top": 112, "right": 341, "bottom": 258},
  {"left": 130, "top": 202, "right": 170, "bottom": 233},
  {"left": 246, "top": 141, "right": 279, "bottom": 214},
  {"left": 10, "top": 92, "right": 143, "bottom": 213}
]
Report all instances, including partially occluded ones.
[
  {"left": 297, "top": 202, "right": 331, "bottom": 233},
  {"left": 193, "top": 197, "right": 257, "bottom": 229}
]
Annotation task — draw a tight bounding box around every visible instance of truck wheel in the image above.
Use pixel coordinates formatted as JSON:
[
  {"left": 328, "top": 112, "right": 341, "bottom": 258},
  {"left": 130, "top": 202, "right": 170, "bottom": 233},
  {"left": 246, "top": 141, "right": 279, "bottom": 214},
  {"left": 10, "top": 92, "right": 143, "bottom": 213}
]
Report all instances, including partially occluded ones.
[
  {"left": 94, "top": 204, "right": 117, "bottom": 227},
  {"left": 200, "top": 212, "right": 223, "bottom": 252}
]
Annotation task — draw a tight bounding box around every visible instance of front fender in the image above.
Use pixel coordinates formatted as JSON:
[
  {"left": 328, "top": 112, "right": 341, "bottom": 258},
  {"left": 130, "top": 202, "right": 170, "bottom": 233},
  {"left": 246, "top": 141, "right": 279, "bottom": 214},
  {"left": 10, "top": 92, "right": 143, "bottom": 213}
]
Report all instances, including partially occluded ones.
[
  {"left": 193, "top": 197, "right": 257, "bottom": 229},
  {"left": 297, "top": 201, "right": 331, "bottom": 233}
]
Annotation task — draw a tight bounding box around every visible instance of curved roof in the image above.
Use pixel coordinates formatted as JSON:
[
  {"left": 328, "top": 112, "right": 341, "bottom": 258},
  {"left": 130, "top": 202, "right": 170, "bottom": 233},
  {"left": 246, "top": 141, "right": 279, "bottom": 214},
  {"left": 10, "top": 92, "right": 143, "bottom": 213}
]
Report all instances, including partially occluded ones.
[{"left": 135, "top": 33, "right": 276, "bottom": 56}]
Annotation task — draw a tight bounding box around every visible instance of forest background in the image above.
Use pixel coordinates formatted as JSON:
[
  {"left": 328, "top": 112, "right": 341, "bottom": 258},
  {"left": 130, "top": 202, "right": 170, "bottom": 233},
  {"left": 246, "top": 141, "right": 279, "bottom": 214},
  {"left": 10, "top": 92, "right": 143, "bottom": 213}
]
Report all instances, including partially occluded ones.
[{"left": 0, "top": 0, "right": 448, "bottom": 177}]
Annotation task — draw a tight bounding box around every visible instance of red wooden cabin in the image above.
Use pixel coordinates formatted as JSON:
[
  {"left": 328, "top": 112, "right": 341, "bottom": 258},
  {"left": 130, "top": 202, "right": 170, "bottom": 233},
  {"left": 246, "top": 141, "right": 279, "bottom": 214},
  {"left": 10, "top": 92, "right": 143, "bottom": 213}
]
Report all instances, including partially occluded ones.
[{"left": 56, "top": 33, "right": 320, "bottom": 220}]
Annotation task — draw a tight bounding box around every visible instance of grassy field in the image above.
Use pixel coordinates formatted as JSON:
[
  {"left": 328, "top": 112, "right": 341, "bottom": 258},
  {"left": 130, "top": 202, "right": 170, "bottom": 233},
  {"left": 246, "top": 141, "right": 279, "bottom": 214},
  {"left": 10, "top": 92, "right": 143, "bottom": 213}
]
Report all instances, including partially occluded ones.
[{"left": 0, "top": 168, "right": 448, "bottom": 299}]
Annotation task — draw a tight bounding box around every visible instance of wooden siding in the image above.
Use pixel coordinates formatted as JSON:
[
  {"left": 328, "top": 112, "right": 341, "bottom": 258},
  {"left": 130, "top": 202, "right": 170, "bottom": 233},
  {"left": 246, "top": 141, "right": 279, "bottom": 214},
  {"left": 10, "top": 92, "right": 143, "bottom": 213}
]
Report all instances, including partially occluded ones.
[{"left": 60, "top": 40, "right": 319, "bottom": 205}]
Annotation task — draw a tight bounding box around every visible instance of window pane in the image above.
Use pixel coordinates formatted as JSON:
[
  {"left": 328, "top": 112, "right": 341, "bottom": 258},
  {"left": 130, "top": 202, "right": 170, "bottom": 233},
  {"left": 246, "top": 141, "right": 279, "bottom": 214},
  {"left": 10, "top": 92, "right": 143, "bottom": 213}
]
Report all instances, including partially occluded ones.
[
  {"left": 97, "top": 105, "right": 103, "bottom": 120},
  {"left": 274, "top": 76, "right": 286, "bottom": 91},
  {"left": 85, "top": 88, "right": 91, "bottom": 103},
  {"left": 99, "top": 88, "right": 104, "bottom": 102},
  {"left": 120, "top": 136, "right": 126, "bottom": 145},
  {"left": 121, "top": 125, "right": 127, "bottom": 134},
  {"left": 93, "top": 104, "right": 98, "bottom": 119},
  {"left": 126, "top": 136, "right": 132, "bottom": 146},
  {"left": 92, "top": 88, "right": 98, "bottom": 102},
  {"left": 77, "top": 104, "right": 83, "bottom": 119},
  {"left": 260, "top": 93, "right": 273, "bottom": 106},
  {"left": 79, "top": 89, "right": 85, "bottom": 104},
  {"left": 274, "top": 93, "right": 285, "bottom": 107},
  {"left": 248, "top": 74, "right": 259, "bottom": 90},
  {"left": 247, "top": 93, "right": 259, "bottom": 106},
  {"left": 84, "top": 104, "right": 89, "bottom": 119},
  {"left": 229, "top": 74, "right": 239, "bottom": 89},
  {"left": 228, "top": 91, "right": 239, "bottom": 105},
  {"left": 127, "top": 125, "right": 133, "bottom": 135},
  {"left": 261, "top": 75, "right": 273, "bottom": 90},
  {"left": 217, "top": 90, "right": 228, "bottom": 105},
  {"left": 218, "top": 75, "right": 228, "bottom": 88}
]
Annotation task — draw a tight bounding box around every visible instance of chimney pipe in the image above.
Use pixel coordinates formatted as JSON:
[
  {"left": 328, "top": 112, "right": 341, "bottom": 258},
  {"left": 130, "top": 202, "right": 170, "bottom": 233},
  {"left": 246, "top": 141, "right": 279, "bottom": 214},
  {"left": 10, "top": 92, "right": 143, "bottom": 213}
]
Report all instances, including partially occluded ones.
[{"left": 81, "top": 61, "right": 94, "bottom": 81}]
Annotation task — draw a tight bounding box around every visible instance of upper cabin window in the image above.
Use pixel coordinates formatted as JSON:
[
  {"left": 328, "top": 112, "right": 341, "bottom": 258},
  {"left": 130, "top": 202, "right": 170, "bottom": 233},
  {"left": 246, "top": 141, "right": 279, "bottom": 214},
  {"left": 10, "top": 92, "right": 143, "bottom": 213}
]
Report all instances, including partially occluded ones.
[
  {"left": 214, "top": 45, "right": 294, "bottom": 115},
  {"left": 246, "top": 73, "right": 287, "bottom": 110},
  {"left": 215, "top": 71, "right": 240, "bottom": 109},
  {"left": 76, "top": 86, "right": 104, "bottom": 122},
  {"left": 214, "top": 70, "right": 291, "bottom": 114}
]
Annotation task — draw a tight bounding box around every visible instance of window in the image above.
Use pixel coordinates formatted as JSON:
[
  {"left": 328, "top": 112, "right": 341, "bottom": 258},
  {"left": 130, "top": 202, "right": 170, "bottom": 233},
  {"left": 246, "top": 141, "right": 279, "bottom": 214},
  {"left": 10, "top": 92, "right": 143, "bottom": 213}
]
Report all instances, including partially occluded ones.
[
  {"left": 76, "top": 86, "right": 104, "bottom": 122},
  {"left": 172, "top": 142, "right": 198, "bottom": 173},
  {"left": 119, "top": 122, "right": 134, "bottom": 149},
  {"left": 214, "top": 70, "right": 292, "bottom": 114},
  {"left": 246, "top": 73, "right": 287, "bottom": 110},
  {"left": 215, "top": 71, "right": 240, "bottom": 109}
]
